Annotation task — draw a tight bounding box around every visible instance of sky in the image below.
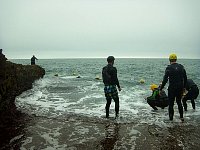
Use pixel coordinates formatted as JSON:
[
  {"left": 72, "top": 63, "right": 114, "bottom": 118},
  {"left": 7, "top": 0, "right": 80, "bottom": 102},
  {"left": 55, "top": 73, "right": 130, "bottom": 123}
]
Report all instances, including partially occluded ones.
[{"left": 0, "top": 0, "right": 200, "bottom": 59}]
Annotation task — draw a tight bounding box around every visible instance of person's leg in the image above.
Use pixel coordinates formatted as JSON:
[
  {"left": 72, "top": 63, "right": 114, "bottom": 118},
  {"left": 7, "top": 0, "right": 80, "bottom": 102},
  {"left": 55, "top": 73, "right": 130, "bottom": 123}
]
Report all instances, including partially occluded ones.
[
  {"left": 183, "top": 90, "right": 193, "bottom": 111},
  {"left": 191, "top": 87, "right": 199, "bottom": 110},
  {"left": 111, "top": 85, "right": 119, "bottom": 118},
  {"left": 105, "top": 97, "right": 112, "bottom": 118},
  {"left": 168, "top": 89, "right": 175, "bottom": 120},
  {"left": 182, "top": 96, "right": 188, "bottom": 111},
  {"left": 176, "top": 89, "right": 184, "bottom": 119},
  {"left": 191, "top": 99, "right": 195, "bottom": 110},
  {"left": 113, "top": 96, "right": 119, "bottom": 117},
  {"left": 104, "top": 86, "right": 112, "bottom": 118}
]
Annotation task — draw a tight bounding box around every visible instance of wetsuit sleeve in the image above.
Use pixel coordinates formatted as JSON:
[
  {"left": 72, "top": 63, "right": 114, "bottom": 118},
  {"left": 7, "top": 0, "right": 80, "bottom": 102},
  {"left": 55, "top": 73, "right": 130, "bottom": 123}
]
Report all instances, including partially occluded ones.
[
  {"left": 160, "top": 67, "right": 169, "bottom": 90},
  {"left": 183, "top": 68, "right": 187, "bottom": 89},
  {"left": 113, "top": 67, "right": 120, "bottom": 89}
]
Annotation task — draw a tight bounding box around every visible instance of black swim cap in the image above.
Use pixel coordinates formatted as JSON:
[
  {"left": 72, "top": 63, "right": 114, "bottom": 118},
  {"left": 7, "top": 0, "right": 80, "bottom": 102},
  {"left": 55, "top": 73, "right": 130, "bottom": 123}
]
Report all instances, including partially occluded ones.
[{"left": 107, "top": 56, "right": 115, "bottom": 63}]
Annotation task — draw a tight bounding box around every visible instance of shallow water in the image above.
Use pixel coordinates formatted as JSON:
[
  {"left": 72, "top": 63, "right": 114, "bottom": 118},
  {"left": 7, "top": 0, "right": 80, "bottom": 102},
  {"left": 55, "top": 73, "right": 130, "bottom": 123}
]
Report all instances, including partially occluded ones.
[{"left": 10, "top": 58, "right": 200, "bottom": 149}]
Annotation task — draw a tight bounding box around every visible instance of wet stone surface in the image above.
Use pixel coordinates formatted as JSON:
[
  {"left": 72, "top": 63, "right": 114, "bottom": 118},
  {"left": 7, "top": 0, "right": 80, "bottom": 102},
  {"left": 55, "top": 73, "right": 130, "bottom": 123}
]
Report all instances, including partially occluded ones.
[{"left": 1, "top": 114, "right": 200, "bottom": 150}]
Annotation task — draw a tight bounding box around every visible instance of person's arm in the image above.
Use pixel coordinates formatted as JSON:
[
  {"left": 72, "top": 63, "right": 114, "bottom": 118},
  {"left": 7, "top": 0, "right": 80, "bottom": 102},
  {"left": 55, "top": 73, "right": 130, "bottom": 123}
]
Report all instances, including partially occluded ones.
[
  {"left": 183, "top": 68, "right": 187, "bottom": 89},
  {"left": 113, "top": 67, "right": 121, "bottom": 90},
  {"left": 160, "top": 67, "right": 169, "bottom": 90}
]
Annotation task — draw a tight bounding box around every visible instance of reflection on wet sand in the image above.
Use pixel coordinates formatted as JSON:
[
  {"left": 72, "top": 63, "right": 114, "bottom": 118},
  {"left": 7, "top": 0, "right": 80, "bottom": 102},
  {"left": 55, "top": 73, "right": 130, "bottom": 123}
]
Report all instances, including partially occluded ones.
[{"left": 100, "top": 123, "right": 119, "bottom": 150}]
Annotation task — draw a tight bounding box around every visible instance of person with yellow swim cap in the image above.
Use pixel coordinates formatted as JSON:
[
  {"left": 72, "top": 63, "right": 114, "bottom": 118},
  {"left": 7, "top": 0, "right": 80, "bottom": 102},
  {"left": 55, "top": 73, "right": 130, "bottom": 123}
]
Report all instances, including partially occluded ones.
[
  {"left": 146, "top": 84, "right": 168, "bottom": 110},
  {"left": 160, "top": 53, "right": 187, "bottom": 122},
  {"left": 150, "top": 84, "right": 158, "bottom": 91}
]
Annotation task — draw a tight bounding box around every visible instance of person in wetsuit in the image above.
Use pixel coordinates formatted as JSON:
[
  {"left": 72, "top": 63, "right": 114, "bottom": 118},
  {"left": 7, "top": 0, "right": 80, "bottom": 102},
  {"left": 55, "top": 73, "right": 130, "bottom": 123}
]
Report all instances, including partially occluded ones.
[
  {"left": 102, "top": 56, "right": 121, "bottom": 118},
  {"left": 0, "top": 49, "right": 7, "bottom": 80},
  {"left": 182, "top": 79, "right": 199, "bottom": 111},
  {"left": 160, "top": 54, "right": 187, "bottom": 121},
  {"left": 31, "top": 55, "right": 38, "bottom": 65},
  {"left": 147, "top": 84, "right": 168, "bottom": 110}
]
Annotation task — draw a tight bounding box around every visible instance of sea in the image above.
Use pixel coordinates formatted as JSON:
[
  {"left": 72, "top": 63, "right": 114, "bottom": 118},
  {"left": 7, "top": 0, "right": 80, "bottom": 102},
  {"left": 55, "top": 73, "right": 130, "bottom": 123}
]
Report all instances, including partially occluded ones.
[{"left": 9, "top": 58, "right": 200, "bottom": 149}]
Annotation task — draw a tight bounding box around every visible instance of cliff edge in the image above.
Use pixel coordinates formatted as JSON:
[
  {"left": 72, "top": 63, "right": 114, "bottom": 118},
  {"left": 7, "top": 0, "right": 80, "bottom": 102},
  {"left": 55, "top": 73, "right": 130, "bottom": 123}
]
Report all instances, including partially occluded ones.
[{"left": 0, "top": 60, "right": 45, "bottom": 123}]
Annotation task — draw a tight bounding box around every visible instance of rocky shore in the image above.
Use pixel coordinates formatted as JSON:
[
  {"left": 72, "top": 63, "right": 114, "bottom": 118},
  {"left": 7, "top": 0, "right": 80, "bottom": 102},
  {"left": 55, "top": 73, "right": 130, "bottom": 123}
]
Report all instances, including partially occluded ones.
[{"left": 0, "top": 57, "right": 45, "bottom": 149}]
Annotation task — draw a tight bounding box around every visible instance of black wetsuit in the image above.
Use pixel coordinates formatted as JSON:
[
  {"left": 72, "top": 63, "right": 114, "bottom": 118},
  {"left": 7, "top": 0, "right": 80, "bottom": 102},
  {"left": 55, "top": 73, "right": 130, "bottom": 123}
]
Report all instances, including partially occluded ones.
[
  {"left": 182, "top": 79, "right": 199, "bottom": 111},
  {"left": 31, "top": 56, "right": 38, "bottom": 65},
  {"left": 147, "top": 89, "right": 168, "bottom": 110},
  {"left": 102, "top": 64, "right": 120, "bottom": 88},
  {"left": 102, "top": 64, "right": 120, "bottom": 118},
  {"left": 160, "top": 63, "right": 187, "bottom": 120}
]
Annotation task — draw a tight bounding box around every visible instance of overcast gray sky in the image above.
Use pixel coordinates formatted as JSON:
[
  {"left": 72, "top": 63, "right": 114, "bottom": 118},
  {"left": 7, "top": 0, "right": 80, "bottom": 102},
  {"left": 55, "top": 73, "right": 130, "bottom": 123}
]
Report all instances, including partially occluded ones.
[{"left": 0, "top": 0, "right": 200, "bottom": 59}]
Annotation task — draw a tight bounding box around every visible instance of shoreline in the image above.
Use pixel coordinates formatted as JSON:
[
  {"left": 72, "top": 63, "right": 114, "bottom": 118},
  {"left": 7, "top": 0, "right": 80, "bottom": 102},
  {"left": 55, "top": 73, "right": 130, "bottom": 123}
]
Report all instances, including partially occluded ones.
[{"left": 1, "top": 112, "right": 200, "bottom": 150}]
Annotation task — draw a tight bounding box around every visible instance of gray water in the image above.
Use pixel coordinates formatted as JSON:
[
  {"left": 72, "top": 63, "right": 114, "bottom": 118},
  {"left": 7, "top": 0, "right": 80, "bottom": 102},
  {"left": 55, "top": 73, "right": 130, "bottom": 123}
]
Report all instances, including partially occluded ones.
[{"left": 10, "top": 58, "right": 200, "bottom": 149}]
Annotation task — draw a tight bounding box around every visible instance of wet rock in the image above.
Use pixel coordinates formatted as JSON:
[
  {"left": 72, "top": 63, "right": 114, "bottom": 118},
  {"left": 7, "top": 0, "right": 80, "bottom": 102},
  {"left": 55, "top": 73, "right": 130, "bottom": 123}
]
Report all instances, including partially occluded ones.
[
  {"left": 0, "top": 60, "right": 45, "bottom": 122},
  {"left": 0, "top": 56, "right": 45, "bottom": 149}
]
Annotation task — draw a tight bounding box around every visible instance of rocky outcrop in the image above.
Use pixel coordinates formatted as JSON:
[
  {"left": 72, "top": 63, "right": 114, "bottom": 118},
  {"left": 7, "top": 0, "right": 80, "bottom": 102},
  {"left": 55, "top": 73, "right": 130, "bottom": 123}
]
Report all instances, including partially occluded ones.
[
  {"left": 0, "top": 61, "right": 45, "bottom": 122},
  {"left": 0, "top": 50, "right": 45, "bottom": 148}
]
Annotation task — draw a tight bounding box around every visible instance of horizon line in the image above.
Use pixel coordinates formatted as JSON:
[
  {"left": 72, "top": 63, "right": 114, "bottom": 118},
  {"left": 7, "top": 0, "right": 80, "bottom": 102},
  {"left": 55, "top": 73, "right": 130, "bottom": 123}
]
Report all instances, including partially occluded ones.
[{"left": 8, "top": 57, "right": 200, "bottom": 60}]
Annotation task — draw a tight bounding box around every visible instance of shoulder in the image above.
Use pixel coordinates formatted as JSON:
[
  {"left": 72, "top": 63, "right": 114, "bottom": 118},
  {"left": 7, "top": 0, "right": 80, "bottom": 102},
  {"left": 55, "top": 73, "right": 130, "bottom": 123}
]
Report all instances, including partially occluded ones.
[
  {"left": 112, "top": 66, "right": 117, "bottom": 72},
  {"left": 165, "top": 65, "right": 171, "bottom": 72},
  {"left": 177, "top": 63, "right": 184, "bottom": 68},
  {"left": 166, "top": 65, "right": 171, "bottom": 69}
]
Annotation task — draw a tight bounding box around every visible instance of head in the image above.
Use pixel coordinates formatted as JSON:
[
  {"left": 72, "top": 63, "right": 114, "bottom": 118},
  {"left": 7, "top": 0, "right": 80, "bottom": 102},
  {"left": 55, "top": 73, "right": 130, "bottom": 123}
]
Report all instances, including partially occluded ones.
[
  {"left": 169, "top": 53, "right": 177, "bottom": 64},
  {"left": 0, "top": 49, "right": 2, "bottom": 54},
  {"left": 107, "top": 56, "right": 115, "bottom": 65},
  {"left": 150, "top": 84, "right": 158, "bottom": 91}
]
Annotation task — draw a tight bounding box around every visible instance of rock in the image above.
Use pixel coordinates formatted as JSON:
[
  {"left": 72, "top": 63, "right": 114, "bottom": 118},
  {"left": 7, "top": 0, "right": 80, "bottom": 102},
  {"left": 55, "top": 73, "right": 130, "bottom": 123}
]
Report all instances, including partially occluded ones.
[{"left": 0, "top": 61, "right": 45, "bottom": 123}]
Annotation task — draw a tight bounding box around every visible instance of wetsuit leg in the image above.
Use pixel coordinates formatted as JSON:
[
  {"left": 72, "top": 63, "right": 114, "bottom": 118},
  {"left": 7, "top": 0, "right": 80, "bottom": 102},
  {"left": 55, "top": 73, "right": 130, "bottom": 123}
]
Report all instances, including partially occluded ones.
[
  {"left": 111, "top": 86, "right": 119, "bottom": 117},
  {"left": 168, "top": 89, "right": 175, "bottom": 120},
  {"left": 105, "top": 98, "right": 112, "bottom": 118},
  {"left": 191, "top": 87, "right": 199, "bottom": 110},
  {"left": 182, "top": 96, "right": 188, "bottom": 111},
  {"left": 31, "top": 61, "right": 35, "bottom": 65},
  {"left": 113, "top": 96, "right": 119, "bottom": 117},
  {"left": 191, "top": 99, "right": 195, "bottom": 110},
  {"left": 175, "top": 89, "right": 183, "bottom": 119}
]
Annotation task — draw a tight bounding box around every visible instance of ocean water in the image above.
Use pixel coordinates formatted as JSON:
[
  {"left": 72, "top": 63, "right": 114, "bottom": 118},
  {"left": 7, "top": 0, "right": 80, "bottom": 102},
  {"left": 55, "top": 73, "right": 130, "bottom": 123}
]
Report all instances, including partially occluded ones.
[{"left": 10, "top": 58, "right": 200, "bottom": 149}]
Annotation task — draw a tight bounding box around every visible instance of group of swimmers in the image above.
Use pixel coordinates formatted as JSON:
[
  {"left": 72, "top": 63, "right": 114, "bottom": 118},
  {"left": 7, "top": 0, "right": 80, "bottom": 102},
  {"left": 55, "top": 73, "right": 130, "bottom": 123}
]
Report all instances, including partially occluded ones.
[{"left": 102, "top": 54, "right": 199, "bottom": 122}]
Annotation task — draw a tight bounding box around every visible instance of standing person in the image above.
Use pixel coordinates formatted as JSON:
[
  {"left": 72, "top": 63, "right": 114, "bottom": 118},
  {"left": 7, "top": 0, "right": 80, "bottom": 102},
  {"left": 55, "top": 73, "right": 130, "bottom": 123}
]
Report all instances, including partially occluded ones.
[
  {"left": 31, "top": 55, "right": 38, "bottom": 65},
  {"left": 160, "top": 54, "right": 187, "bottom": 121},
  {"left": 102, "top": 56, "right": 121, "bottom": 118},
  {"left": 0, "top": 49, "right": 7, "bottom": 80},
  {"left": 182, "top": 79, "right": 199, "bottom": 111}
]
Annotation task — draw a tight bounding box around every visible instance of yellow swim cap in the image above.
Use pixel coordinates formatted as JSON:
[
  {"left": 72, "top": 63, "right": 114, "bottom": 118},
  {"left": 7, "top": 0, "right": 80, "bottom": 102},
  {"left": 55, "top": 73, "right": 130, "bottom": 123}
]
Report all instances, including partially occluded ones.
[
  {"left": 169, "top": 53, "right": 177, "bottom": 60},
  {"left": 150, "top": 84, "right": 158, "bottom": 91}
]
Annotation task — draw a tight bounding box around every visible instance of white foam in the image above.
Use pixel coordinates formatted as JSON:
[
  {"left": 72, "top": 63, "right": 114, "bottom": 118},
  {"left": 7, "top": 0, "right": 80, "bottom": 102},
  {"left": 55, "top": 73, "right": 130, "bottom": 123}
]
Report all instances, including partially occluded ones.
[
  {"left": 60, "top": 76, "right": 77, "bottom": 79},
  {"left": 10, "top": 134, "right": 23, "bottom": 144},
  {"left": 16, "top": 76, "right": 200, "bottom": 127},
  {"left": 20, "top": 137, "right": 33, "bottom": 150}
]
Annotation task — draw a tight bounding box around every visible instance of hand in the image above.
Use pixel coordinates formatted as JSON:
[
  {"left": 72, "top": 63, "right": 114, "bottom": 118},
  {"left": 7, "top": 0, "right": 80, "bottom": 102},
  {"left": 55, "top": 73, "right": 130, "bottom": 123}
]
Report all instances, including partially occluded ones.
[
  {"left": 118, "top": 87, "right": 122, "bottom": 91},
  {"left": 182, "top": 88, "right": 187, "bottom": 96}
]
